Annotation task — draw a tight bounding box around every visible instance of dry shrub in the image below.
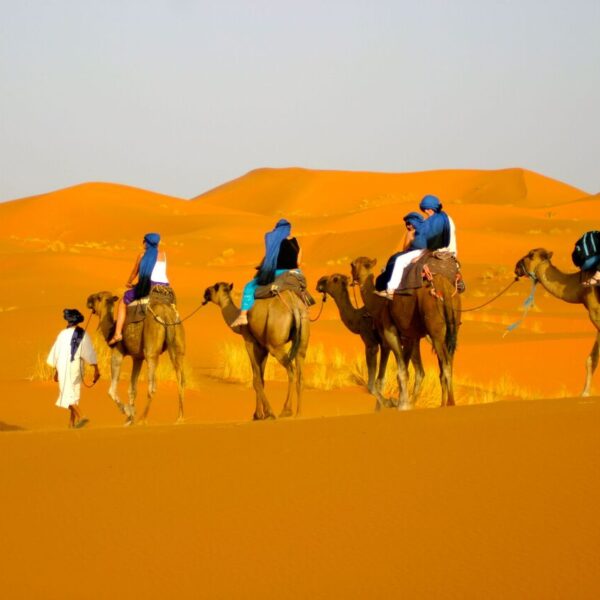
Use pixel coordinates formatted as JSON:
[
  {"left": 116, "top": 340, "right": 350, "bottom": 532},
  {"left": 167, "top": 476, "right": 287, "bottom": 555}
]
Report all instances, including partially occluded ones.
[{"left": 215, "top": 340, "right": 550, "bottom": 404}]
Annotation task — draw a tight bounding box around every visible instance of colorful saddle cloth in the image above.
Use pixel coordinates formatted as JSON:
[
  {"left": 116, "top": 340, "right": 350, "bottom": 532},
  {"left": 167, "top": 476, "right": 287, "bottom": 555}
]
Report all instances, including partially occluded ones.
[
  {"left": 398, "top": 251, "right": 465, "bottom": 293},
  {"left": 254, "top": 270, "right": 316, "bottom": 306}
]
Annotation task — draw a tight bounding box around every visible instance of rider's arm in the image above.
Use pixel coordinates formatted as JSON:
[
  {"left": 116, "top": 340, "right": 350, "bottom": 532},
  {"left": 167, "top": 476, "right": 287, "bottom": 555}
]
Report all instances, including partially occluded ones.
[{"left": 126, "top": 253, "right": 143, "bottom": 287}]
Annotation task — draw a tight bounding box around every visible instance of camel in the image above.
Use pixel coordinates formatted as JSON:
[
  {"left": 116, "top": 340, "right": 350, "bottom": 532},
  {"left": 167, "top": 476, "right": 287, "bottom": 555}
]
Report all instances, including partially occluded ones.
[
  {"left": 316, "top": 273, "right": 391, "bottom": 408},
  {"left": 515, "top": 248, "right": 600, "bottom": 396},
  {"left": 86, "top": 291, "right": 185, "bottom": 424},
  {"left": 203, "top": 282, "right": 309, "bottom": 419},
  {"left": 351, "top": 256, "right": 460, "bottom": 408}
]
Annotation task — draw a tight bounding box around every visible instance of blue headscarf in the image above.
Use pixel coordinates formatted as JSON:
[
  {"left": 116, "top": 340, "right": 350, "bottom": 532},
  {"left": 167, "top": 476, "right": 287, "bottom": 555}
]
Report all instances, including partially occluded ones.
[
  {"left": 135, "top": 233, "right": 160, "bottom": 299},
  {"left": 417, "top": 196, "right": 451, "bottom": 249},
  {"left": 419, "top": 195, "right": 443, "bottom": 212},
  {"left": 257, "top": 219, "right": 291, "bottom": 285},
  {"left": 403, "top": 212, "right": 425, "bottom": 228}
]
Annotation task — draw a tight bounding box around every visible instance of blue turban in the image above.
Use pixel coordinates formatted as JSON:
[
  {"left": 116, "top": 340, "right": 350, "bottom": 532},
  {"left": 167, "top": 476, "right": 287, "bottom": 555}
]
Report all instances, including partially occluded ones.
[
  {"left": 419, "top": 195, "right": 442, "bottom": 212},
  {"left": 135, "top": 233, "right": 161, "bottom": 299},
  {"left": 257, "top": 219, "right": 291, "bottom": 285},
  {"left": 403, "top": 212, "right": 424, "bottom": 227},
  {"left": 63, "top": 308, "right": 84, "bottom": 327}
]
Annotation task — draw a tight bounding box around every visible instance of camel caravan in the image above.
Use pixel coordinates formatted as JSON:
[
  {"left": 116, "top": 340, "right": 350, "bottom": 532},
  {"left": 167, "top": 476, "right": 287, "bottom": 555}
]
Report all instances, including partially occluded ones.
[{"left": 50, "top": 202, "right": 600, "bottom": 427}]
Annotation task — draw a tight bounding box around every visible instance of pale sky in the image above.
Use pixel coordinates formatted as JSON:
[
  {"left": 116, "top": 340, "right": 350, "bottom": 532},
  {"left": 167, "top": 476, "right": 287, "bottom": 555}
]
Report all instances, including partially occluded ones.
[{"left": 1, "top": 0, "right": 599, "bottom": 201}]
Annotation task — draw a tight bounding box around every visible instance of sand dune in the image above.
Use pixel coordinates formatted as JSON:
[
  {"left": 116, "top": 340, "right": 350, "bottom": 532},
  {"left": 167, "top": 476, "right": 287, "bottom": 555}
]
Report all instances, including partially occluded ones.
[{"left": 1, "top": 167, "right": 599, "bottom": 598}]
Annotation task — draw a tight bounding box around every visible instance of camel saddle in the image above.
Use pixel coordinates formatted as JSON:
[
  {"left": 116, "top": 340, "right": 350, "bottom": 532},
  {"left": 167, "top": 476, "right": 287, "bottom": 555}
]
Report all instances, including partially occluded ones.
[
  {"left": 124, "top": 285, "right": 178, "bottom": 327},
  {"left": 397, "top": 251, "right": 465, "bottom": 294},
  {"left": 254, "top": 270, "right": 316, "bottom": 306}
]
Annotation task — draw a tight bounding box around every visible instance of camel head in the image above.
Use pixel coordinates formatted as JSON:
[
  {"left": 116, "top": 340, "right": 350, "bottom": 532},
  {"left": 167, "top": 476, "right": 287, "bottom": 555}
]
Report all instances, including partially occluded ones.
[
  {"left": 515, "top": 249, "right": 554, "bottom": 280},
  {"left": 203, "top": 282, "right": 234, "bottom": 306},
  {"left": 350, "top": 257, "right": 377, "bottom": 285},
  {"left": 316, "top": 274, "right": 350, "bottom": 298},
  {"left": 86, "top": 291, "right": 119, "bottom": 317}
]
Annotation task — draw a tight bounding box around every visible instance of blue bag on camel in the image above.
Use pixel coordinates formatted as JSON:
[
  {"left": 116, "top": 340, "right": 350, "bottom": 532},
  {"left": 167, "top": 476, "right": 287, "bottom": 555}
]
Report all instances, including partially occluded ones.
[{"left": 572, "top": 231, "right": 600, "bottom": 271}]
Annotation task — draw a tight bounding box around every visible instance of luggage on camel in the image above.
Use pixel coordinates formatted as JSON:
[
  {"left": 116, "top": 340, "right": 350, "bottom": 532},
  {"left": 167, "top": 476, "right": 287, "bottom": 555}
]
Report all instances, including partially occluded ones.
[
  {"left": 254, "top": 270, "right": 316, "bottom": 306},
  {"left": 124, "top": 285, "right": 178, "bottom": 328},
  {"left": 572, "top": 231, "right": 600, "bottom": 272},
  {"left": 397, "top": 251, "right": 465, "bottom": 294}
]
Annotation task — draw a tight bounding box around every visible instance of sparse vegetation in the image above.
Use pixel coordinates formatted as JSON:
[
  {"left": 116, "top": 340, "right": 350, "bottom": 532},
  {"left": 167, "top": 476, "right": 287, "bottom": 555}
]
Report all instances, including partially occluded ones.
[{"left": 213, "top": 340, "right": 550, "bottom": 404}]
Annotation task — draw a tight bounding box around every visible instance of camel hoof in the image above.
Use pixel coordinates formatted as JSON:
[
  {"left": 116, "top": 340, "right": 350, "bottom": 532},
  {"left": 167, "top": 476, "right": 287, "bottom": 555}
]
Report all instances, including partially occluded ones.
[
  {"left": 279, "top": 409, "right": 293, "bottom": 418},
  {"left": 113, "top": 401, "right": 126, "bottom": 415},
  {"left": 175, "top": 417, "right": 185, "bottom": 425},
  {"left": 397, "top": 402, "right": 411, "bottom": 411},
  {"left": 253, "top": 413, "right": 264, "bottom": 421},
  {"left": 123, "top": 418, "right": 134, "bottom": 427}
]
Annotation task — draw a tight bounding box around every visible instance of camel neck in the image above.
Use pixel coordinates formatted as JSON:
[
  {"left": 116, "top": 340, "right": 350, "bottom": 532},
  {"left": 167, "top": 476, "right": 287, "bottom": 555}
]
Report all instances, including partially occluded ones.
[
  {"left": 220, "top": 295, "right": 242, "bottom": 329},
  {"left": 332, "top": 287, "right": 364, "bottom": 333},
  {"left": 358, "top": 274, "right": 379, "bottom": 314},
  {"left": 98, "top": 310, "right": 115, "bottom": 342},
  {"left": 535, "top": 261, "right": 584, "bottom": 305}
]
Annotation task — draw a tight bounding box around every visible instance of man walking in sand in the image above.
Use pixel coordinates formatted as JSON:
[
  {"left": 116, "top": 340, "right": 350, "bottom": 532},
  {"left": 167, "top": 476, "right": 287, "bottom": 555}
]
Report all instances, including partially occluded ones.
[{"left": 47, "top": 309, "right": 100, "bottom": 428}]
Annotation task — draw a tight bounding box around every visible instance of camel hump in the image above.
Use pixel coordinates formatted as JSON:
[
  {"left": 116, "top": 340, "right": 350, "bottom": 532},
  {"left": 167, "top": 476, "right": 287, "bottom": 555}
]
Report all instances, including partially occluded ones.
[{"left": 254, "top": 270, "right": 316, "bottom": 307}]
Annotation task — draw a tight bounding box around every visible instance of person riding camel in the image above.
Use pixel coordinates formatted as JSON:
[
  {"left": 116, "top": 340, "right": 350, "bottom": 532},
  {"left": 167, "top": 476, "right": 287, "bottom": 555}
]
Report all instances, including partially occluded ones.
[
  {"left": 108, "top": 233, "right": 169, "bottom": 345},
  {"left": 230, "top": 218, "right": 302, "bottom": 328},
  {"left": 376, "top": 211, "right": 425, "bottom": 292},
  {"left": 381, "top": 195, "right": 456, "bottom": 298}
]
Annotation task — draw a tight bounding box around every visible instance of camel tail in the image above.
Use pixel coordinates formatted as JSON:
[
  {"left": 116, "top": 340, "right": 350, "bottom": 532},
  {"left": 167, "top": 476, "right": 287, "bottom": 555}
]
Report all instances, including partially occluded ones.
[
  {"left": 286, "top": 305, "right": 303, "bottom": 366},
  {"left": 443, "top": 292, "right": 459, "bottom": 357}
]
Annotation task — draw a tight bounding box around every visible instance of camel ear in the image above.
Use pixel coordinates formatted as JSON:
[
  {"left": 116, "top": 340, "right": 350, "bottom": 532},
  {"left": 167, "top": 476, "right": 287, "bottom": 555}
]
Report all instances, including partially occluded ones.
[
  {"left": 229, "top": 282, "right": 234, "bottom": 291},
  {"left": 547, "top": 251, "right": 553, "bottom": 260},
  {"left": 370, "top": 258, "right": 378, "bottom": 267},
  {"left": 112, "top": 295, "right": 119, "bottom": 303}
]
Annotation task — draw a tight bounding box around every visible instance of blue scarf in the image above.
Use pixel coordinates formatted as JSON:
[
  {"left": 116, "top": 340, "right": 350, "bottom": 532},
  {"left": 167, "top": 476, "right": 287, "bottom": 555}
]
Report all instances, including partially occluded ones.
[
  {"left": 69, "top": 326, "right": 85, "bottom": 362},
  {"left": 135, "top": 233, "right": 160, "bottom": 298},
  {"left": 257, "top": 219, "right": 291, "bottom": 285}
]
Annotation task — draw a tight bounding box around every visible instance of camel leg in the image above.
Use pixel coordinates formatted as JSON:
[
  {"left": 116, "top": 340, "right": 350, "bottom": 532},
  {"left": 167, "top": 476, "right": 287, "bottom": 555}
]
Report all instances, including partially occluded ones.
[
  {"left": 372, "top": 343, "right": 391, "bottom": 410},
  {"left": 270, "top": 345, "right": 296, "bottom": 418},
  {"left": 139, "top": 354, "right": 159, "bottom": 424},
  {"left": 582, "top": 332, "right": 600, "bottom": 397},
  {"left": 410, "top": 341, "right": 425, "bottom": 401},
  {"left": 363, "top": 339, "right": 378, "bottom": 394},
  {"left": 167, "top": 343, "right": 185, "bottom": 423},
  {"left": 381, "top": 323, "right": 410, "bottom": 410},
  {"left": 294, "top": 350, "right": 306, "bottom": 417},
  {"left": 432, "top": 337, "right": 454, "bottom": 407},
  {"left": 126, "top": 357, "right": 143, "bottom": 425},
  {"left": 109, "top": 349, "right": 126, "bottom": 415},
  {"left": 244, "top": 340, "right": 273, "bottom": 420}
]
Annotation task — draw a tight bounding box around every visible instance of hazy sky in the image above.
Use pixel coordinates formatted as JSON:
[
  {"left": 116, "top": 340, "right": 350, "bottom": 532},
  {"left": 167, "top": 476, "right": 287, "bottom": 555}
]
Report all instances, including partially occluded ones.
[{"left": 1, "top": 0, "right": 599, "bottom": 201}]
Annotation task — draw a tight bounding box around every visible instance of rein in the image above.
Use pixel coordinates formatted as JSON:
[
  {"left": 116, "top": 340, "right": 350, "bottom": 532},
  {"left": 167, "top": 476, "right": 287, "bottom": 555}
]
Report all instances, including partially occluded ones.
[
  {"left": 459, "top": 277, "right": 520, "bottom": 313},
  {"left": 309, "top": 295, "right": 327, "bottom": 322},
  {"left": 147, "top": 300, "right": 206, "bottom": 326},
  {"left": 80, "top": 311, "right": 99, "bottom": 388}
]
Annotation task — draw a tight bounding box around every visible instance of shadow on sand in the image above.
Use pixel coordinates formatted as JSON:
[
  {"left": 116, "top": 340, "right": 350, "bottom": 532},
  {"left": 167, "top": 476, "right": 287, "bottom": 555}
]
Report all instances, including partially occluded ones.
[{"left": 0, "top": 422, "right": 25, "bottom": 432}]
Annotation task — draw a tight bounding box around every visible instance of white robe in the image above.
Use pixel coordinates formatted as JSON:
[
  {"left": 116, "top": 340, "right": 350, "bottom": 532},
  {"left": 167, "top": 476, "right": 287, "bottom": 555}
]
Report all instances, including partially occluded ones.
[{"left": 47, "top": 328, "right": 97, "bottom": 409}]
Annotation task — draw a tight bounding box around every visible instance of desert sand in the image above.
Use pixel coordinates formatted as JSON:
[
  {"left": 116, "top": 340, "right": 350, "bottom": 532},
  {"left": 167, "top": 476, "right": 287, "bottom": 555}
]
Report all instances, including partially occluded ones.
[{"left": 1, "top": 167, "right": 599, "bottom": 598}]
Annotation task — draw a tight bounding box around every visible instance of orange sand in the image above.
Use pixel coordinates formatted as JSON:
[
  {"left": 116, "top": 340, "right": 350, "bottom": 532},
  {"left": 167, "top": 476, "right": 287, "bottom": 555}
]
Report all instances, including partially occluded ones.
[{"left": 1, "top": 167, "right": 599, "bottom": 598}]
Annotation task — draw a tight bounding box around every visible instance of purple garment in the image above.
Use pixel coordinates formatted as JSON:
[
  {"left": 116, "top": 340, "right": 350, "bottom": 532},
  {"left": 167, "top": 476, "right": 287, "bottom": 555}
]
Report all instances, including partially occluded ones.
[{"left": 123, "top": 281, "right": 168, "bottom": 305}]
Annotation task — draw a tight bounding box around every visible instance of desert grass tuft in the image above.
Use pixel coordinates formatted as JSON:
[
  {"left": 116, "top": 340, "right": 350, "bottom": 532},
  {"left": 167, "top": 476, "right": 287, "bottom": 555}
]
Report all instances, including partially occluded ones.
[{"left": 215, "top": 339, "right": 552, "bottom": 404}]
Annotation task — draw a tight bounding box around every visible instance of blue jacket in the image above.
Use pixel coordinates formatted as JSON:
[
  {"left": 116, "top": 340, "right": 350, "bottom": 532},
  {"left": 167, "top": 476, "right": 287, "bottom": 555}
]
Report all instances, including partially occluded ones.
[{"left": 413, "top": 212, "right": 451, "bottom": 250}]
